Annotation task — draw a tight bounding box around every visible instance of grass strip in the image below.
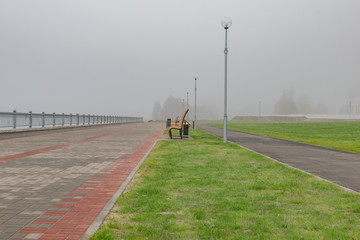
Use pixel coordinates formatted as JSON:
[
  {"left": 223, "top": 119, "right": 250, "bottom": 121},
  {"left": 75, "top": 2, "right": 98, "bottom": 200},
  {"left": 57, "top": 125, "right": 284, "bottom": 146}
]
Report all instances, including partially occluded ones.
[
  {"left": 91, "top": 129, "right": 360, "bottom": 239},
  {"left": 205, "top": 121, "right": 360, "bottom": 153}
]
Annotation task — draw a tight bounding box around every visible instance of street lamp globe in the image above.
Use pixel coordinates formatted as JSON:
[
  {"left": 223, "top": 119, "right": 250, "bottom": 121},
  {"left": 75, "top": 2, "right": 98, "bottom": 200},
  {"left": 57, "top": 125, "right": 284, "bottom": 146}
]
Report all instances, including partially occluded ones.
[{"left": 221, "top": 17, "right": 232, "bottom": 29}]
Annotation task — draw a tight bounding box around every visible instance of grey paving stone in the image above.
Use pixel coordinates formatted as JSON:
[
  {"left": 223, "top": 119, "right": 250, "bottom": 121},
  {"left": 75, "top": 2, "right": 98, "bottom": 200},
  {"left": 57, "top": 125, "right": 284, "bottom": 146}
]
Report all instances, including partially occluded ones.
[
  {"left": 25, "top": 223, "right": 52, "bottom": 228},
  {"left": 48, "top": 208, "right": 70, "bottom": 211},
  {"left": 4, "top": 217, "right": 33, "bottom": 225},
  {"left": 25, "top": 233, "right": 43, "bottom": 239},
  {"left": 8, "top": 232, "right": 28, "bottom": 239},
  {"left": 4, "top": 225, "right": 22, "bottom": 233},
  {"left": 0, "top": 233, "right": 13, "bottom": 240},
  {"left": 37, "top": 215, "right": 62, "bottom": 220}
]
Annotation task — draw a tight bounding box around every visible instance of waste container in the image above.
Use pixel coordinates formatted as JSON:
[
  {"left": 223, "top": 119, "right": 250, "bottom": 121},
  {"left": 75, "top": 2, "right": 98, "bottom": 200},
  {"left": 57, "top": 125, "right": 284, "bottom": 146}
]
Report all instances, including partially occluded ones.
[
  {"left": 183, "top": 124, "right": 189, "bottom": 136},
  {"left": 166, "top": 118, "right": 171, "bottom": 128}
]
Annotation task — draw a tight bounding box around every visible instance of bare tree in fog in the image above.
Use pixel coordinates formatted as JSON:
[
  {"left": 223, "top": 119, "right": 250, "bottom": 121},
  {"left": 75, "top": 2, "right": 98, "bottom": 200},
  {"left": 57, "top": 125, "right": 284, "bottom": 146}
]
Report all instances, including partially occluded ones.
[
  {"left": 197, "top": 104, "right": 221, "bottom": 120},
  {"left": 159, "top": 96, "right": 185, "bottom": 120},
  {"left": 274, "top": 90, "right": 298, "bottom": 114},
  {"left": 152, "top": 101, "right": 162, "bottom": 120},
  {"left": 315, "top": 103, "right": 329, "bottom": 114},
  {"left": 152, "top": 96, "right": 221, "bottom": 121},
  {"left": 297, "top": 95, "right": 314, "bottom": 114}
]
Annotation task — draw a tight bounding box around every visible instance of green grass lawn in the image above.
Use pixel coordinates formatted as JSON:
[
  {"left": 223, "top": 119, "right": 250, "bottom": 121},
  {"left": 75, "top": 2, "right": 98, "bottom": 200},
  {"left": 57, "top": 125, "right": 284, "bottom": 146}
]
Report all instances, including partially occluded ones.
[
  {"left": 91, "top": 130, "right": 360, "bottom": 240},
  {"left": 205, "top": 121, "right": 360, "bottom": 153}
]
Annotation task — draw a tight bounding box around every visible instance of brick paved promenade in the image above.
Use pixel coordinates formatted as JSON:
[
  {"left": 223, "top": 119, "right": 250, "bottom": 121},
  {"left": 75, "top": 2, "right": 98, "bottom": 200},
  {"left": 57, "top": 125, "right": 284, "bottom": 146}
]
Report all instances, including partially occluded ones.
[{"left": 0, "top": 122, "right": 164, "bottom": 240}]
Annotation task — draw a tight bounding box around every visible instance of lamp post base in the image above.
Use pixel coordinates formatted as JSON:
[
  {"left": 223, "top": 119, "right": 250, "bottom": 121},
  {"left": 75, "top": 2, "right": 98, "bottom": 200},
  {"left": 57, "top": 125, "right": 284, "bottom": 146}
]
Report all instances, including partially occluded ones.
[{"left": 223, "top": 115, "right": 227, "bottom": 143}]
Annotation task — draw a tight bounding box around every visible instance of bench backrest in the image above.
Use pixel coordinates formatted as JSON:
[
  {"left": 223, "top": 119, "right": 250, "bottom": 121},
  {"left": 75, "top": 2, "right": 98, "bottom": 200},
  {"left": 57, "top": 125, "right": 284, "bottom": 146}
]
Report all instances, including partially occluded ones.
[{"left": 179, "top": 109, "right": 189, "bottom": 127}]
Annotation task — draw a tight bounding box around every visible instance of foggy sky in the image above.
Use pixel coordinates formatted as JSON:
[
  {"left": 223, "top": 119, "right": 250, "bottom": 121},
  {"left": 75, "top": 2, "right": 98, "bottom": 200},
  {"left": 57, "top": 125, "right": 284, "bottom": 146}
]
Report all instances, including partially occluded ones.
[{"left": 1, "top": 0, "right": 359, "bottom": 119}]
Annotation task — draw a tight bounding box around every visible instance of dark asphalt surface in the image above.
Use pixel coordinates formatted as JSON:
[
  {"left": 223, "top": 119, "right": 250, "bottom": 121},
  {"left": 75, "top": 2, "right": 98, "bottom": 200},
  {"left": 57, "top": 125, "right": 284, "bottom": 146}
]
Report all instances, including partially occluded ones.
[{"left": 199, "top": 124, "right": 360, "bottom": 192}]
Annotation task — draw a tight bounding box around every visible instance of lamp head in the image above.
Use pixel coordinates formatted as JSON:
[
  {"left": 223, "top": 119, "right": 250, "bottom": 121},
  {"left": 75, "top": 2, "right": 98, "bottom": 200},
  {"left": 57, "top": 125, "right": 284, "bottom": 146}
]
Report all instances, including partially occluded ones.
[{"left": 221, "top": 17, "right": 232, "bottom": 29}]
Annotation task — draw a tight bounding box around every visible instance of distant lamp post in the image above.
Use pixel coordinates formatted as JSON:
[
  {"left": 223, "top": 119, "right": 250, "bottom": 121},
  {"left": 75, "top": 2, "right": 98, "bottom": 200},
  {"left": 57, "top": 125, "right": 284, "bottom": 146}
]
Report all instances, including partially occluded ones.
[
  {"left": 259, "top": 101, "right": 262, "bottom": 118},
  {"left": 221, "top": 17, "right": 232, "bottom": 143},
  {"left": 194, "top": 77, "right": 198, "bottom": 129},
  {"left": 187, "top": 91, "right": 189, "bottom": 109},
  {"left": 349, "top": 101, "right": 352, "bottom": 120}
]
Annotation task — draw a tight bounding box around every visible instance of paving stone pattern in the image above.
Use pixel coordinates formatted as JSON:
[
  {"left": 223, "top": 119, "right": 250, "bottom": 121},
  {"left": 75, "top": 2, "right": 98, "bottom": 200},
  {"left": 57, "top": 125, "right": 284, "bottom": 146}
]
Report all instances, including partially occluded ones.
[{"left": 0, "top": 122, "right": 164, "bottom": 240}]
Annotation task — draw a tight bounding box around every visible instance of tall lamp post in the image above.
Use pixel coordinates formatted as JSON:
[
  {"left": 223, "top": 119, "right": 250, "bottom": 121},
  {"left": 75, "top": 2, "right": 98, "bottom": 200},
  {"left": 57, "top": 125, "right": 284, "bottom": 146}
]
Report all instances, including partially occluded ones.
[
  {"left": 194, "top": 77, "right": 198, "bottom": 129},
  {"left": 221, "top": 17, "right": 232, "bottom": 143}
]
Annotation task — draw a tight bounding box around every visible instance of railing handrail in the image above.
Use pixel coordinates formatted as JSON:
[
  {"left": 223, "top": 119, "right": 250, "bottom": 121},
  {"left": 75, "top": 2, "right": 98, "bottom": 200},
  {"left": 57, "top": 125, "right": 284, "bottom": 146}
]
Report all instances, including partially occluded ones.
[{"left": 0, "top": 110, "right": 143, "bottom": 129}]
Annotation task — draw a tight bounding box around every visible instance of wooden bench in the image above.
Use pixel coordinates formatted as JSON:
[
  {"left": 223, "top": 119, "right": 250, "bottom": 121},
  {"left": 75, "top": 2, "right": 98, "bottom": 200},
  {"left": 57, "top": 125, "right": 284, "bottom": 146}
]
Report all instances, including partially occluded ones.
[{"left": 168, "top": 109, "right": 189, "bottom": 139}]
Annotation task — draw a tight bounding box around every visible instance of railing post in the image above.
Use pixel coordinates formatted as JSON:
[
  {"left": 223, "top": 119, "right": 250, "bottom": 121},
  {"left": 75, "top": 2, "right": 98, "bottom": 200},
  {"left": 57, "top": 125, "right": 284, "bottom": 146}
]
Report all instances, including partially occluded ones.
[
  {"left": 62, "top": 113, "right": 65, "bottom": 126},
  {"left": 42, "top": 112, "right": 45, "bottom": 127},
  {"left": 12, "top": 110, "right": 17, "bottom": 129},
  {"left": 82, "top": 114, "right": 85, "bottom": 125},
  {"left": 29, "top": 111, "right": 32, "bottom": 128},
  {"left": 76, "top": 114, "right": 79, "bottom": 125},
  {"left": 53, "top": 112, "right": 56, "bottom": 127},
  {"left": 70, "top": 113, "right": 72, "bottom": 126},
  {"left": 88, "top": 114, "right": 90, "bottom": 125},
  {"left": 93, "top": 114, "right": 95, "bottom": 124}
]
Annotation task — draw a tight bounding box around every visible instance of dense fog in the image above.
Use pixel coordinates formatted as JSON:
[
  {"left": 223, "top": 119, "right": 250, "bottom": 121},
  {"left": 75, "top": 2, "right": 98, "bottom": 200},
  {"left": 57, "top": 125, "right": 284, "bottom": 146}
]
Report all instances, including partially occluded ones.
[{"left": 1, "top": 0, "right": 359, "bottom": 120}]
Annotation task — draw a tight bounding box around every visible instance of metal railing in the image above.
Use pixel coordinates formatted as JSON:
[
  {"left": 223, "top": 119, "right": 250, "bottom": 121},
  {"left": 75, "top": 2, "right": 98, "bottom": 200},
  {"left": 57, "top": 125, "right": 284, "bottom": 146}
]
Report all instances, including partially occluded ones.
[{"left": 0, "top": 110, "right": 143, "bottom": 129}]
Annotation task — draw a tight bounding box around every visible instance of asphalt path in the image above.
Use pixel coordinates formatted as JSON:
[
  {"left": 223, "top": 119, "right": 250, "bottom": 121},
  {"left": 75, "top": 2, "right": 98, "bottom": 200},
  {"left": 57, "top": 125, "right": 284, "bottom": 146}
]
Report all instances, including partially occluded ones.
[{"left": 199, "top": 124, "right": 360, "bottom": 193}]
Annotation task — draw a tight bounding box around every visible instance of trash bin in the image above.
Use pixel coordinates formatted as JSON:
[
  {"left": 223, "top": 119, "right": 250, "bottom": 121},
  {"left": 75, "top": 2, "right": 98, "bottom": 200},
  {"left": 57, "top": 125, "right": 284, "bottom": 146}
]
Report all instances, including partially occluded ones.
[
  {"left": 166, "top": 118, "right": 171, "bottom": 128},
  {"left": 183, "top": 124, "right": 189, "bottom": 137}
]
